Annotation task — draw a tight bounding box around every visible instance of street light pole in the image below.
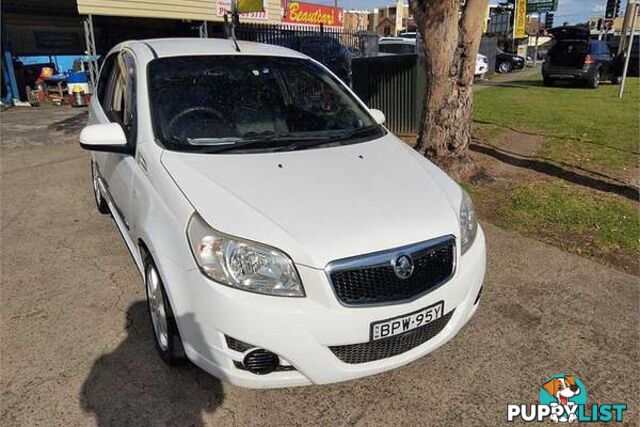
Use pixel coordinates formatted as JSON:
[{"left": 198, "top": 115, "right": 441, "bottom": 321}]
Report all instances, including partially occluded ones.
[{"left": 619, "top": 0, "right": 639, "bottom": 99}]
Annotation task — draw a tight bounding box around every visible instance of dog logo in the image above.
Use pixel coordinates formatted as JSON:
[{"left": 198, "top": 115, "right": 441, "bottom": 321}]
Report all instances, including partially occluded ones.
[
  {"left": 392, "top": 255, "right": 414, "bottom": 279},
  {"left": 540, "top": 375, "right": 585, "bottom": 423}
]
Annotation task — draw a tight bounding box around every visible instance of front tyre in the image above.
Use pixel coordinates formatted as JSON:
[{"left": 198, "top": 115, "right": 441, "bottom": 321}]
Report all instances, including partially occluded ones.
[
  {"left": 498, "top": 61, "right": 513, "bottom": 74},
  {"left": 543, "top": 77, "right": 554, "bottom": 87},
  {"left": 91, "top": 160, "right": 110, "bottom": 214},
  {"left": 145, "top": 257, "right": 187, "bottom": 365}
]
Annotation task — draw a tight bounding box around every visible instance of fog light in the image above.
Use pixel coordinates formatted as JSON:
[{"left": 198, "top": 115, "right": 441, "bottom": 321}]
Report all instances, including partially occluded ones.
[{"left": 242, "top": 349, "right": 280, "bottom": 375}]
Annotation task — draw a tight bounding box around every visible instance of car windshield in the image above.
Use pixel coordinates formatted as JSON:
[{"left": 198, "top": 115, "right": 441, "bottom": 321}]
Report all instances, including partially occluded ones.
[{"left": 148, "top": 55, "right": 383, "bottom": 153}]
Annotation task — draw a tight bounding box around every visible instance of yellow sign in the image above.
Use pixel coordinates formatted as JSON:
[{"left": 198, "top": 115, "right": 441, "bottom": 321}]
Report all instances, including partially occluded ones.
[
  {"left": 482, "top": 2, "right": 490, "bottom": 34},
  {"left": 237, "top": 0, "right": 263, "bottom": 14},
  {"left": 515, "top": 0, "right": 527, "bottom": 38}
]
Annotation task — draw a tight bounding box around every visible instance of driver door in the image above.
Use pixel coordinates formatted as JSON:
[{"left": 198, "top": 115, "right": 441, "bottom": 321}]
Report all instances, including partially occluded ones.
[{"left": 91, "top": 50, "right": 138, "bottom": 238}]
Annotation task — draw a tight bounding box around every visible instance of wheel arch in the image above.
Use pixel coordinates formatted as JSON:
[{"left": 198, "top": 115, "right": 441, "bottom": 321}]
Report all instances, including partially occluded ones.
[{"left": 137, "top": 237, "right": 181, "bottom": 322}]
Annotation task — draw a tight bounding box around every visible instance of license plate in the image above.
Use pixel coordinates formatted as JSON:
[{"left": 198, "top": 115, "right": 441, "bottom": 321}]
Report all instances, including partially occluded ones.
[{"left": 370, "top": 301, "right": 444, "bottom": 341}]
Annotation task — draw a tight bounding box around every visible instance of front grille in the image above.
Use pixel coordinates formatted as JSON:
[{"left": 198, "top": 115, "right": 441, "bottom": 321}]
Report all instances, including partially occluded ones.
[
  {"left": 328, "top": 236, "right": 455, "bottom": 306},
  {"left": 329, "top": 310, "right": 454, "bottom": 364}
]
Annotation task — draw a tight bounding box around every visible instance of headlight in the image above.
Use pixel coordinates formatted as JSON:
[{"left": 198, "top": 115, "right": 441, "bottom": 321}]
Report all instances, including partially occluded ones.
[
  {"left": 459, "top": 189, "right": 478, "bottom": 255},
  {"left": 187, "top": 213, "right": 304, "bottom": 297}
]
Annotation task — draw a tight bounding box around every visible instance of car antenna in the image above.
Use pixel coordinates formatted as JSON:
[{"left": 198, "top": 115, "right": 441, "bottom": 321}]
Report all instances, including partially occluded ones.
[{"left": 224, "top": 1, "right": 241, "bottom": 53}]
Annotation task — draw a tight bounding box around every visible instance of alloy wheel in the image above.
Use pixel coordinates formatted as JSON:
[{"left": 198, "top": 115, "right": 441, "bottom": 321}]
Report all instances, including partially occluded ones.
[
  {"left": 499, "top": 62, "right": 512, "bottom": 73},
  {"left": 146, "top": 265, "right": 169, "bottom": 351},
  {"left": 92, "top": 162, "right": 102, "bottom": 204}
]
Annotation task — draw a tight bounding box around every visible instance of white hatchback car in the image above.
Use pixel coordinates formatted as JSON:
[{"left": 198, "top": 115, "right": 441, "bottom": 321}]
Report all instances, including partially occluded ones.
[{"left": 80, "top": 38, "right": 486, "bottom": 388}]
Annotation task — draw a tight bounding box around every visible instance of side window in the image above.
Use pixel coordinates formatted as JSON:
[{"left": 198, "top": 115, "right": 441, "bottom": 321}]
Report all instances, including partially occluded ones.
[
  {"left": 96, "top": 54, "right": 116, "bottom": 107},
  {"left": 103, "top": 51, "right": 137, "bottom": 146}
]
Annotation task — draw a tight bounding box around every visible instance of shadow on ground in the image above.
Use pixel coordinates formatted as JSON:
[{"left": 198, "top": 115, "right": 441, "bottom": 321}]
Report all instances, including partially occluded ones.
[
  {"left": 470, "top": 142, "right": 640, "bottom": 201},
  {"left": 479, "top": 79, "right": 620, "bottom": 90},
  {"left": 80, "top": 302, "right": 223, "bottom": 426},
  {"left": 49, "top": 110, "right": 88, "bottom": 135}
]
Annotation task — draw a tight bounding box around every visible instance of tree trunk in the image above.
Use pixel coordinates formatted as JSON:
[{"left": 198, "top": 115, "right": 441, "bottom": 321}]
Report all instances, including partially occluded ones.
[{"left": 410, "top": 0, "right": 487, "bottom": 179}]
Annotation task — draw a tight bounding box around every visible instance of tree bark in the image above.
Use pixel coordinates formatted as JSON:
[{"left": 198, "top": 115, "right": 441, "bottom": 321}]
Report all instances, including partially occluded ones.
[{"left": 410, "top": 0, "right": 487, "bottom": 179}]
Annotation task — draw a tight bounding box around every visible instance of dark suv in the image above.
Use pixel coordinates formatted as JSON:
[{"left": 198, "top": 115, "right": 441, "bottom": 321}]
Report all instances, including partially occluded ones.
[{"left": 543, "top": 26, "right": 619, "bottom": 88}]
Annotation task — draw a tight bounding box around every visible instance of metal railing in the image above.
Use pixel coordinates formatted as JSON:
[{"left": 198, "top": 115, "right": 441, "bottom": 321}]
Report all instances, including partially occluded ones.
[
  {"left": 352, "top": 54, "right": 426, "bottom": 136},
  {"left": 230, "top": 22, "right": 374, "bottom": 55}
]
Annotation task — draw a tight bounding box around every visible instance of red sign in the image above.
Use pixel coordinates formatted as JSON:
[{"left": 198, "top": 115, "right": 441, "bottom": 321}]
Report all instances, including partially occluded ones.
[{"left": 283, "top": 1, "right": 343, "bottom": 27}]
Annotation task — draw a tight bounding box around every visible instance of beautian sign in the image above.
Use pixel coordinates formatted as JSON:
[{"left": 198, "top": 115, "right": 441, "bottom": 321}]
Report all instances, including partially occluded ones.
[{"left": 284, "top": 1, "right": 343, "bottom": 27}]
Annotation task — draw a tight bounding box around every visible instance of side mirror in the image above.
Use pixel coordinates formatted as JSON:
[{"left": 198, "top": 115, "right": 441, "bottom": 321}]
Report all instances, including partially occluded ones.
[
  {"left": 369, "top": 108, "right": 386, "bottom": 125},
  {"left": 79, "top": 123, "right": 131, "bottom": 154}
]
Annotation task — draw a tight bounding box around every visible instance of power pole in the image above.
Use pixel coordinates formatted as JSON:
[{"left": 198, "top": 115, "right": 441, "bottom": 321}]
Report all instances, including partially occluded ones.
[{"left": 619, "top": 0, "right": 639, "bottom": 98}]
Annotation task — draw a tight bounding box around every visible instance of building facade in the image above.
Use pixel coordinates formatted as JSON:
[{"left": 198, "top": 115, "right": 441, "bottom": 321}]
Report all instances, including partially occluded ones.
[
  {"left": 367, "top": 2, "right": 414, "bottom": 36},
  {"left": 343, "top": 10, "right": 369, "bottom": 32}
]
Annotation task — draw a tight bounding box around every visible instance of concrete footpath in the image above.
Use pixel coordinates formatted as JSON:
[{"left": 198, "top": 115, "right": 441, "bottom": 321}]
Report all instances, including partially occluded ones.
[{"left": 1, "top": 107, "right": 638, "bottom": 426}]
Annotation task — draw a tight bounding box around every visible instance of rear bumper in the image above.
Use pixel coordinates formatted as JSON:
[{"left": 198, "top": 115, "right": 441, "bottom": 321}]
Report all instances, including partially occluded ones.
[
  {"left": 158, "top": 227, "right": 487, "bottom": 388},
  {"left": 543, "top": 66, "right": 594, "bottom": 80}
]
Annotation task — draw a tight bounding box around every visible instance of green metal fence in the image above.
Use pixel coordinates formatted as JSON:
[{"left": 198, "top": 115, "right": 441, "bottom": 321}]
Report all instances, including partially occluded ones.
[{"left": 351, "top": 54, "right": 426, "bottom": 136}]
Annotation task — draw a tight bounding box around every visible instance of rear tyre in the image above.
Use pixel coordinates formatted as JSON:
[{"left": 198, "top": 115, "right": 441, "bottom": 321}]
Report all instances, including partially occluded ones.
[
  {"left": 91, "top": 160, "right": 110, "bottom": 215},
  {"left": 543, "top": 77, "right": 554, "bottom": 87},
  {"left": 611, "top": 75, "right": 622, "bottom": 85},
  {"left": 588, "top": 70, "right": 600, "bottom": 89},
  {"left": 498, "top": 61, "right": 513, "bottom": 74},
  {"left": 144, "top": 255, "right": 187, "bottom": 365}
]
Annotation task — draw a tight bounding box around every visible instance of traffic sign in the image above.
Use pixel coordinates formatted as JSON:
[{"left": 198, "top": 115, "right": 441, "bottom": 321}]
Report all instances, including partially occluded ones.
[{"left": 526, "top": 0, "right": 559, "bottom": 13}]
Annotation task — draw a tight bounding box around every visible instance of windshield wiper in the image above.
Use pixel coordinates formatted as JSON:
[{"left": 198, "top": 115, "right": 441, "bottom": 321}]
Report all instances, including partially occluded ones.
[
  {"left": 331, "top": 126, "right": 381, "bottom": 142},
  {"left": 169, "top": 126, "right": 381, "bottom": 154},
  {"left": 270, "top": 126, "right": 382, "bottom": 152},
  {"left": 197, "top": 134, "right": 335, "bottom": 154}
]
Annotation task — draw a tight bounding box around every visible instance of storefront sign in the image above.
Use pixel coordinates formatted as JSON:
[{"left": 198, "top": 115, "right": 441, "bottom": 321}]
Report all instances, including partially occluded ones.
[
  {"left": 515, "top": 0, "right": 527, "bottom": 38},
  {"left": 283, "top": 1, "right": 343, "bottom": 27},
  {"left": 217, "top": 0, "right": 268, "bottom": 20}
]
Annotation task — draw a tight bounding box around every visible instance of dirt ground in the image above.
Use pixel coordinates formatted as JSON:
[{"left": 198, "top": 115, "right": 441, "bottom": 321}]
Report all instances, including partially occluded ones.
[{"left": 1, "top": 106, "right": 639, "bottom": 426}]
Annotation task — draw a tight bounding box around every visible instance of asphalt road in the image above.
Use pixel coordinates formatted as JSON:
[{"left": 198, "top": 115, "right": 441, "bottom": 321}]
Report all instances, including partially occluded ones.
[{"left": 1, "top": 107, "right": 638, "bottom": 426}]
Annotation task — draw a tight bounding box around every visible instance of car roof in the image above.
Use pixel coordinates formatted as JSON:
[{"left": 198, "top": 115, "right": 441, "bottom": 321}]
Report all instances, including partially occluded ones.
[{"left": 116, "top": 38, "right": 308, "bottom": 60}]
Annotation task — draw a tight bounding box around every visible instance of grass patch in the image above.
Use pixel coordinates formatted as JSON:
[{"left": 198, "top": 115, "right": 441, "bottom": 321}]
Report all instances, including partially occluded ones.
[
  {"left": 474, "top": 77, "right": 640, "bottom": 178},
  {"left": 468, "top": 75, "right": 640, "bottom": 273},
  {"left": 499, "top": 181, "right": 639, "bottom": 255}
]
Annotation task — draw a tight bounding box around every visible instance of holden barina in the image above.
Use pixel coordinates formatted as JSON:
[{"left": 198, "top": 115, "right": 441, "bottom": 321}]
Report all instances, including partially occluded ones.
[{"left": 79, "top": 38, "right": 486, "bottom": 388}]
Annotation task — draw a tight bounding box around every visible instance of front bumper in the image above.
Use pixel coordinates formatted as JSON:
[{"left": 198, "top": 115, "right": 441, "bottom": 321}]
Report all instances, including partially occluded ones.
[
  {"left": 158, "top": 227, "right": 486, "bottom": 389},
  {"left": 476, "top": 63, "right": 489, "bottom": 76}
]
